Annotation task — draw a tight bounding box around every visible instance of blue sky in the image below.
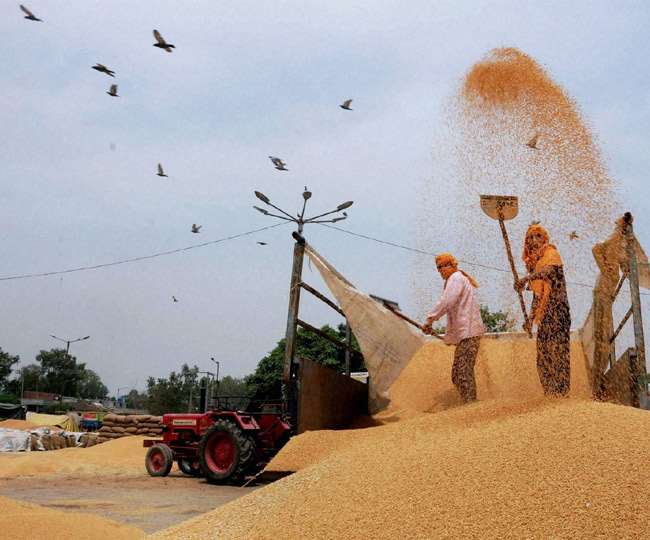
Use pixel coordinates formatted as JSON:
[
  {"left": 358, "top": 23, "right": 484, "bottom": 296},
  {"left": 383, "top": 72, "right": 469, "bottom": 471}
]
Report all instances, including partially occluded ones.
[{"left": 1, "top": 1, "right": 648, "bottom": 394}]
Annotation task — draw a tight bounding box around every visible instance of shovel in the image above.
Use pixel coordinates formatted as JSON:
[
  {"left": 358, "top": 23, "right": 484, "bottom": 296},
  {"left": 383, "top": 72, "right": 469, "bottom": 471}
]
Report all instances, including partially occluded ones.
[
  {"left": 381, "top": 302, "right": 444, "bottom": 341},
  {"left": 480, "top": 194, "right": 532, "bottom": 337}
]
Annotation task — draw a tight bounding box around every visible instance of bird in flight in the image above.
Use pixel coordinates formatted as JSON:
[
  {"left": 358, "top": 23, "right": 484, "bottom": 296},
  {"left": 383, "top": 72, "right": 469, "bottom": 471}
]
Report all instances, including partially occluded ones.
[
  {"left": 269, "top": 156, "right": 288, "bottom": 171},
  {"left": 92, "top": 64, "right": 115, "bottom": 77},
  {"left": 191, "top": 224, "right": 202, "bottom": 233},
  {"left": 107, "top": 84, "right": 119, "bottom": 97},
  {"left": 172, "top": 296, "right": 179, "bottom": 303},
  {"left": 340, "top": 99, "right": 353, "bottom": 111},
  {"left": 569, "top": 231, "right": 579, "bottom": 241},
  {"left": 157, "top": 163, "right": 168, "bottom": 177},
  {"left": 257, "top": 241, "right": 268, "bottom": 246},
  {"left": 526, "top": 133, "right": 539, "bottom": 150},
  {"left": 20, "top": 5, "right": 42, "bottom": 21},
  {"left": 153, "top": 30, "right": 175, "bottom": 53}
]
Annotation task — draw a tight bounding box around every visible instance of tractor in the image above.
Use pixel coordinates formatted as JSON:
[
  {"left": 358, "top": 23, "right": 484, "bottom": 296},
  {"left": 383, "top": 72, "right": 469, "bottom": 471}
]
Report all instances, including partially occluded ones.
[{"left": 143, "top": 399, "right": 291, "bottom": 484}]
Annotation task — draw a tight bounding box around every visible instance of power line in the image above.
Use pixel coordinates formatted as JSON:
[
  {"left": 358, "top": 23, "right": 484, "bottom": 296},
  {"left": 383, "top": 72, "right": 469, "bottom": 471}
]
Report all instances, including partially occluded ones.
[
  {"left": 318, "top": 223, "right": 650, "bottom": 297},
  {"left": 0, "top": 222, "right": 289, "bottom": 282}
]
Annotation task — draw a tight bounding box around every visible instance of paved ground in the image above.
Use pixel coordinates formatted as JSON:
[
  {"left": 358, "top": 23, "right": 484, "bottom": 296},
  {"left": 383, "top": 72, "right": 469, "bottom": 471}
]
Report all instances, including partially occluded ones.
[{"left": 0, "top": 472, "right": 261, "bottom": 534}]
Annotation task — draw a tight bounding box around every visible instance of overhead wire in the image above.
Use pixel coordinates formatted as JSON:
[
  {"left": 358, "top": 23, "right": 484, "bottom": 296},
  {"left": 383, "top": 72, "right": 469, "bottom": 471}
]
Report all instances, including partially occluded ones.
[{"left": 0, "top": 222, "right": 289, "bottom": 282}]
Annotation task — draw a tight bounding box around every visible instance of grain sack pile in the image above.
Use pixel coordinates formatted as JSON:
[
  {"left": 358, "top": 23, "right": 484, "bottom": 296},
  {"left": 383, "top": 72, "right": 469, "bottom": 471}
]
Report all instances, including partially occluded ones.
[
  {"left": 0, "top": 496, "right": 144, "bottom": 540},
  {"left": 97, "top": 414, "right": 162, "bottom": 442},
  {"left": 0, "top": 435, "right": 147, "bottom": 479}
]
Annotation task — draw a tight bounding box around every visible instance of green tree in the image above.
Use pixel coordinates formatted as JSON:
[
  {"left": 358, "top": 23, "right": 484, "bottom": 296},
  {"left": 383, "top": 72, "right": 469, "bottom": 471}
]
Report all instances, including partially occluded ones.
[
  {"left": 36, "top": 348, "right": 86, "bottom": 397},
  {"left": 77, "top": 369, "right": 109, "bottom": 399},
  {"left": 125, "top": 389, "right": 148, "bottom": 409},
  {"left": 480, "top": 305, "right": 515, "bottom": 333},
  {"left": 245, "top": 323, "right": 361, "bottom": 402},
  {"left": 0, "top": 348, "right": 19, "bottom": 391},
  {"left": 146, "top": 364, "right": 200, "bottom": 415}
]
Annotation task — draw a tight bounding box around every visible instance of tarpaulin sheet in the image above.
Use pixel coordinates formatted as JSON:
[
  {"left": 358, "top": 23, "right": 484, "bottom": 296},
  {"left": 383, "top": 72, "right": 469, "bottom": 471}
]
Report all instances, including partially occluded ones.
[
  {"left": 305, "top": 244, "right": 428, "bottom": 413},
  {"left": 26, "top": 412, "right": 78, "bottom": 432}
]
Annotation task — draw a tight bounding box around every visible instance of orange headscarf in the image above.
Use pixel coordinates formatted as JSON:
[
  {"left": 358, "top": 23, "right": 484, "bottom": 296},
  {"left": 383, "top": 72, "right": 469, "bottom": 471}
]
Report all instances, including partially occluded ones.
[
  {"left": 435, "top": 252, "right": 479, "bottom": 288},
  {"left": 522, "top": 224, "right": 563, "bottom": 323}
]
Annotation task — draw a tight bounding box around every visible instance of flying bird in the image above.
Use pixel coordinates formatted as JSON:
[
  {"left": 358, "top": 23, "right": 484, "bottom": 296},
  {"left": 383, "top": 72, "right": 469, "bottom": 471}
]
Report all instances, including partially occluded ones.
[
  {"left": 569, "top": 231, "right": 579, "bottom": 241},
  {"left": 20, "top": 5, "right": 42, "bottom": 21},
  {"left": 269, "top": 156, "right": 288, "bottom": 171},
  {"left": 340, "top": 99, "right": 353, "bottom": 110},
  {"left": 172, "top": 296, "right": 179, "bottom": 303},
  {"left": 156, "top": 163, "right": 168, "bottom": 177},
  {"left": 257, "top": 241, "right": 268, "bottom": 246},
  {"left": 92, "top": 63, "right": 115, "bottom": 77},
  {"left": 107, "top": 84, "right": 118, "bottom": 97},
  {"left": 191, "top": 224, "right": 202, "bottom": 233},
  {"left": 153, "top": 30, "right": 175, "bottom": 53},
  {"left": 526, "top": 133, "right": 539, "bottom": 150}
]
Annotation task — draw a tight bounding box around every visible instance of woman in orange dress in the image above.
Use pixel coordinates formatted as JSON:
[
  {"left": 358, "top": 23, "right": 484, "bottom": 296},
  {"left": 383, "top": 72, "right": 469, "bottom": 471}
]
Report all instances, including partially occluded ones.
[{"left": 515, "top": 224, "right": 571, "bottom": 396}]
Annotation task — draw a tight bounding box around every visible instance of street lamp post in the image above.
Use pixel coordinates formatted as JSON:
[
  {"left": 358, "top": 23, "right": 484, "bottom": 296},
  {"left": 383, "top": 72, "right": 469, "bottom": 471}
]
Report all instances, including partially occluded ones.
[
  {"left": 253, "top": 188, "right": 353, "bottom": 427},
  {"left": 49, "top": 334, "right": 90, "bottom": 398}
]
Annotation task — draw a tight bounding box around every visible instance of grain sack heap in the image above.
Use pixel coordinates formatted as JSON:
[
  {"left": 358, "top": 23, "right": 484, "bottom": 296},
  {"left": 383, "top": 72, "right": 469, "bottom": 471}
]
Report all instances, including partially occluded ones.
[{"left": 97, "top": 414, "right": 163, "bottom": 442}]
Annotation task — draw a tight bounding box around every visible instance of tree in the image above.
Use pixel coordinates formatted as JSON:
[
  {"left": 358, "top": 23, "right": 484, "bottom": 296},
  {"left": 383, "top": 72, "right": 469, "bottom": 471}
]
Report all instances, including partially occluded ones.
[
  {"left": 480, "top": 305, "right": 515, "bottom": 333},
  {"left": 125, "top": 389, "right": 148, "bottom": 409},
  {"left": 146, "top": 364, "right": 200, "bottom": 415},
  {"left": 0, "top": 348, "right": 19, "bottom": 391},
  {"left": 246, "top": 323, "right": 361, "bottom": 403},
  {"left": 36, "top": 348, "right": 86, "bottom": 397},
  {"left": 77, "top": 369, "right": 109, "bottom": 400}
]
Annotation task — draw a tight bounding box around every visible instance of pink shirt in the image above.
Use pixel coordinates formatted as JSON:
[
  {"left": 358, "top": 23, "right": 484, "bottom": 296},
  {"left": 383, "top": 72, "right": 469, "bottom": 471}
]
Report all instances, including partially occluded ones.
[{"left": 427, "top": 271, "right": 486, "bottom": 345}]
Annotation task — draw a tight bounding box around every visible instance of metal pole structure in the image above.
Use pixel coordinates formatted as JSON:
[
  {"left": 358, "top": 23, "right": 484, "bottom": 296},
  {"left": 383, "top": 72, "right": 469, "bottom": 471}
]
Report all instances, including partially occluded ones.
[
  {"left": 623, "top": 213, "right": 646, "bottom": 406},
  {"left": 344, "top": 321, "right": 352, "bottom": 377},
  {"left": 283, "top": 230, "right": 305, "bottom": 383}
]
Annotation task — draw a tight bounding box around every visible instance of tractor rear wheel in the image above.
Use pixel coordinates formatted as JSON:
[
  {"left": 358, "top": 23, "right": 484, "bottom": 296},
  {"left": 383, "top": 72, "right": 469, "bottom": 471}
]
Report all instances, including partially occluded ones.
[
  {"left": 145, "top": 443, "right": 173, "bottom": 477},
  {"left": 198, "top": 419, "right": 255, "bottom": 484},
  {"left": 177, "top": 458, "right": 203, "bottom": 477}
]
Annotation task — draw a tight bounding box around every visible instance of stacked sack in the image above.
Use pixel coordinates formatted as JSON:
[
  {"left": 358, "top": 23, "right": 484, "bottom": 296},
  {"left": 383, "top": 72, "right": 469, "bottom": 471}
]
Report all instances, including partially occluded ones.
[
  {"left": 97, "top": 413, "right": 163, "bottom": 442},
  {"left": 28, "top": 429, "right": 100, "bottom": 451}
]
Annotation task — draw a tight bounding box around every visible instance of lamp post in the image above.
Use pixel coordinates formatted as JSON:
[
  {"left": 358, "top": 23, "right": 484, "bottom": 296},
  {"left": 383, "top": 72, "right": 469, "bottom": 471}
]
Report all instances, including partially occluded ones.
[
  {"left": 49, "top": 334, "right": 90, "bottom": 399},
  {"left": 253, "top": 188, "right": 353, "bottom": 426}
]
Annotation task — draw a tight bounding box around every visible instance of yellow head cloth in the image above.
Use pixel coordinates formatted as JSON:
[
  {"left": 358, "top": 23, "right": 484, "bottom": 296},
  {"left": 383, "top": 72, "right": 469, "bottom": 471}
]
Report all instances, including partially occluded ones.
[{"left": 435, "top": 252, "right": 479, "bottom": 288}]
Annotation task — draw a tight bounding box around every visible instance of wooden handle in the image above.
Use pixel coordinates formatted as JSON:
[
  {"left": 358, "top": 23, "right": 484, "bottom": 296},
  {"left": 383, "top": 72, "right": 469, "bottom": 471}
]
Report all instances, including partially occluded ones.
[
  {"left": 498, "top": 218, "right": 532, "bottom": 338},
  {"left": 385, "top": 305, "right": 444, "bottom": 340}
]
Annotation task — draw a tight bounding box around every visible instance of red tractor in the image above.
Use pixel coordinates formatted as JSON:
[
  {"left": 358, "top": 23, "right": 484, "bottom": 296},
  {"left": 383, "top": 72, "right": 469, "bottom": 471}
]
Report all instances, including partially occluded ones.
[{"left": 143, "top": 403, "right": 291, "bottom": 484}]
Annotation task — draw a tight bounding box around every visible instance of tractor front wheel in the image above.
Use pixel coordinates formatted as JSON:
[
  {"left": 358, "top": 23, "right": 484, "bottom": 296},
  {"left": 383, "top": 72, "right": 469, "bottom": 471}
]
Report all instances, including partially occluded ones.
[
  {"left": 177, "top": 458, "right": 203, "bottom": 477},
  {"left": 198, "top": 419, "right": 254, "bottom": 484},
  {"left": 145, "top": 443, "right": 173, "bottom": 477}
]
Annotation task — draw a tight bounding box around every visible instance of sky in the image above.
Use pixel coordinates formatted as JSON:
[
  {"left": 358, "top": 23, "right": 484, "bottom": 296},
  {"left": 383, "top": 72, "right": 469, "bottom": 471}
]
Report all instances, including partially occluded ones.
[{"left": 1, "top": 1, "right": 649, "bottom": 396}]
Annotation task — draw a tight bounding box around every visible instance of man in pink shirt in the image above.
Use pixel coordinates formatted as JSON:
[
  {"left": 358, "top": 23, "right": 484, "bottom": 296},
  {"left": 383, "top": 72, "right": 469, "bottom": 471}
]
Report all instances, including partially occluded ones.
[{"left": 422, "top": 253, "right": 485, "bottom": 402}]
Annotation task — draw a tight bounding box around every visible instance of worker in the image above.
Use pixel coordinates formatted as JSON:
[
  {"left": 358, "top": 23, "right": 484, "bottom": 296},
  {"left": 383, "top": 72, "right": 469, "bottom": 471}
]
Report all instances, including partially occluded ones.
[
  {"left": 422, "top": 253, "right": 485, "bottom": 403},
  {"left": 515, "top": 223, "right": 571, "bottom": 396}
]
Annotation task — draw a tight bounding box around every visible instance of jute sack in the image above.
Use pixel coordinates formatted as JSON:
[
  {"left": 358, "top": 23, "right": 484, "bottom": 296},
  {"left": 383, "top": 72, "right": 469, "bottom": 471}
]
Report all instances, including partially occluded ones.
[{"left": 124, "top": 427, "right": 138, "bottom": 434}]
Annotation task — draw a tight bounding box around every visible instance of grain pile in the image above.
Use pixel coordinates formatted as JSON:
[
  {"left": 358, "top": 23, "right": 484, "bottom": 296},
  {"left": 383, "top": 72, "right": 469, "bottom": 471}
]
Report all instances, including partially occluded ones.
[
  {"left": 413, "top": 47, "right": 617, "bottom": 325},
  {"left": 0, "top": 435, "right": 147, "bottom": 479},
  {"left": 154, "top": 399, "right": 650, "bottom": 539},
  {"left": 0, "top": 496, "right": 144, "bottom": 540},
  {"left": 0, "top": 419, "right": 39, "bottom": 430},
  {"left": 98, "top": 414, "right": 162, "bottom": 442}
]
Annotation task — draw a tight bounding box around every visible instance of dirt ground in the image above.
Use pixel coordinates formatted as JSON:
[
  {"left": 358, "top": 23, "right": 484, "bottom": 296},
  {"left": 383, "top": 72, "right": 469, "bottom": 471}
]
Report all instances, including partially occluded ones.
[{"left": 0, "top": 470, "right": 260, "bottom": 534}]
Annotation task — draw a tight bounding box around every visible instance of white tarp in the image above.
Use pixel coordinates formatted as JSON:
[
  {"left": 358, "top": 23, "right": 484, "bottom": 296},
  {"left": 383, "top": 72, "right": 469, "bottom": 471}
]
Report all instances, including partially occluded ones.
[
  {"left": 305, "top": 244, "right": 428, "bottom": 413},
  {"left": 0, "top": 428, "right": 31, "bottom": 452}
]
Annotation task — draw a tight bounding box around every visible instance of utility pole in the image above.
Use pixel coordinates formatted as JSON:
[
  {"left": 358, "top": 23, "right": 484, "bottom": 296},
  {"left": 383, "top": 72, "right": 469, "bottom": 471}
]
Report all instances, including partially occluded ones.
[
  {"left": 253, "top": 188, "right": 353, "bottom": 428},
  {"left": 49, "top": 334, "right": 90, "bottom": 398}
]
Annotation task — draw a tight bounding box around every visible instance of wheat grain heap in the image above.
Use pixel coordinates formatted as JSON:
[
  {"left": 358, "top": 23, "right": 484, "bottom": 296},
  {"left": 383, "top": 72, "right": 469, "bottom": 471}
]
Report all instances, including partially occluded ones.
[
  {"left": 0, "top": 496, "right": 144, "bottom": 540},
  {"left": 153, "top": 336, "right": 650, "bottom": 539},
  {"left": 0, "top": 435, "right": 147, "bottom": 479}
]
